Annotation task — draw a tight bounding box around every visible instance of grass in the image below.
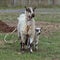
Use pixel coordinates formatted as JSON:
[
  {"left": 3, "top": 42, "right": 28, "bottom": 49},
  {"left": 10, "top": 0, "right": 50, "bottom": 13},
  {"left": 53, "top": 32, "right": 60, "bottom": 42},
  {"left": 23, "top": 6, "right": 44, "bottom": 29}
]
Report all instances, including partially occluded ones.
[
  {"left": 0, "top": 5, "right": 60, "bottom": 9},
  {"left": 0, "top": 12, "right": 60, "bottom": 60},
  {"left": 38, "top": 5, "right": 60, "bottom": 8},
  {"left": 0, "top": 13, "right": 19, "bottom": 22},
  {"left": 0, "top": 13, "right": 60, "bottom": 22},
  {"left": 0, "top": 6, "right": 24, "bottom": 10},
  {"left": 35, "top": 14, "right": 60, "bottom": 22},
  {"left": 0, "top": 30, "right": 60, "bottom": 60}
]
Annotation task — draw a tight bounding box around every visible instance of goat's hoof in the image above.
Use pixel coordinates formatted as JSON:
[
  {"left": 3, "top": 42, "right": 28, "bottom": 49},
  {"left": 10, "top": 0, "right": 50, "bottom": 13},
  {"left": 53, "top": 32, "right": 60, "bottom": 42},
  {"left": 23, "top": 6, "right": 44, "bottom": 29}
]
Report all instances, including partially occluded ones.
[
  {"left": 20, "top": 49, "right": 25, "bottom": 54},
  {"left": 35, "top": 47, "right": 38, "bottom": 51},
  {"left": 21, "top": 51, "right": 25, "bottom": 54},
  {"left": 20, "top": 50, "right": 25, "bottom": 54},
  {"left": 30, "top": 49, "right": 33, "bottom": 53}
]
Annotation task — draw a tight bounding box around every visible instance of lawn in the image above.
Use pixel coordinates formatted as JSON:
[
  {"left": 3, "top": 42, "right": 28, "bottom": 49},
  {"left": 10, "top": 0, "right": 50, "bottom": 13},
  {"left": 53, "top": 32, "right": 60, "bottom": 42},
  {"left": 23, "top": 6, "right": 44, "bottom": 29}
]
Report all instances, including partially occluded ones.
[
  {"left": 0, "top": 13, "right": 60, "bottom": 60},
  {"left": 35, "top": 14, "right": 60, "bottom": 22},
  {"left": 0, "top": 12, "right": 60, "bottom": 22},
  {"left": 0, "top": 5, "right": 60, "bottom": 9},
  {"left": 0, "top": 31, "right": 60, "bottom": 60}
]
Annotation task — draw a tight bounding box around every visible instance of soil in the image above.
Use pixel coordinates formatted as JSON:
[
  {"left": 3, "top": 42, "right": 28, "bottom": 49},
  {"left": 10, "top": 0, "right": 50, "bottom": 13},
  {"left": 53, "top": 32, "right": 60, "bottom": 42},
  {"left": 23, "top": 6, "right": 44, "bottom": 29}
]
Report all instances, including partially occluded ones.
[
  {"left": 0, "top": 20, "right": 60, "bottom": 45},
  {"left": 0, "top": 20, "right": 15, "bottom": 33},
  {"left": 0, "top": 20, "right": 60, "bottom": 34},
  {"left": 36, "top": 21, "right": 60, "bottom": 37}
]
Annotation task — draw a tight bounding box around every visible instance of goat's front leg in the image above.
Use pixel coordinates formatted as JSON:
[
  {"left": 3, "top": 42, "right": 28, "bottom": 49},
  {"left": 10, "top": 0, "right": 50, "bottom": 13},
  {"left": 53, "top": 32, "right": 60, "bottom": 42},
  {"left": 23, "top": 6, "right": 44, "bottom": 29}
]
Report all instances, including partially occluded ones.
[
  {"left": 20, "top": 34, "right": 25, "bottom": 53},
  {"left": 29, "top": 37, "right": 34, "bottom": 53},
  {"left": 34, "top": 38, "right": 38, "bottom": 50}
]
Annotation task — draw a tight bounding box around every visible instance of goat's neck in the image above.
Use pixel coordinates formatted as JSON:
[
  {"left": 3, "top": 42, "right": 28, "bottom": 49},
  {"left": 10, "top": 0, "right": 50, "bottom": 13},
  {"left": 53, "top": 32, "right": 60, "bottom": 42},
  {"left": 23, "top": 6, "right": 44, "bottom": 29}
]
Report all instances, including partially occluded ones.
[
  {"left": 26, "top": 15, "right": 33, "bottom": 21},
  {"left": 25, "top": 11, "right": 32, "bottom": 21}
]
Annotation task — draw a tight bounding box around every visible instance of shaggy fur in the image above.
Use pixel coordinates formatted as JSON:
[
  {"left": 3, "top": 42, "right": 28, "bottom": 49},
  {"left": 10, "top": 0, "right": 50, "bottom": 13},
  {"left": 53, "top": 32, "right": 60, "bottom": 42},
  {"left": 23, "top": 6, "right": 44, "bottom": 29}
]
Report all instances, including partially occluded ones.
[
  {"left": 17, "top": 7, "right": 36, "bottom": 53},
  {"left": 34, "top": 28, "right": 41, "bottom": 50}
]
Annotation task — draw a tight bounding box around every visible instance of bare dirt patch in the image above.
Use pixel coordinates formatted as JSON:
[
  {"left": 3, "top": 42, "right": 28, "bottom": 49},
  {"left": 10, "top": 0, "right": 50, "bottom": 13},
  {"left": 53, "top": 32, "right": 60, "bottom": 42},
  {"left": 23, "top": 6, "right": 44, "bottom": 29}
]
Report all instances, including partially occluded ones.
[
  {"left": 0, "top": 20, "right": 15, "bottom": 33},
  {"left": 0, "top": 20, "right": 60, "bottom": 45},
  {"left": 36, "top": 21, "right": 60, "bottom": 37},
  {"left": 0, "top": 20, "right": 60, "bottom": 35}
]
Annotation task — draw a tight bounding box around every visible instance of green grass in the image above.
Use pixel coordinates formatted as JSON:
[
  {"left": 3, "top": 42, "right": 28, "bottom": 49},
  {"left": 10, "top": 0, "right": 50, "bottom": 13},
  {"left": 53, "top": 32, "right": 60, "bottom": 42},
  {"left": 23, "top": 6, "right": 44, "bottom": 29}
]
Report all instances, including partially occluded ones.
[
  {"left": 35, "top": 14, "right": 60, "bottom": 22},
  {"left": 0, "top": 12, "right": 60, "bottom": 60},
  {"left": 0, "top": 5, "right": 60, "bottom": 9},
  {"left": 0, "top": 30, "right": 60, "bottom": 60},
  {"left": 38, "top": 5, "right": 60, "bottom": 8},
  {"left": 0, "top": 13, "right": 19, "bottom": 21},
  {"left": 0, "top": 13, "right": 60, "bottom": 22},
  {"left": 0, "top": 6, "right": 24, "bottom": 10}
]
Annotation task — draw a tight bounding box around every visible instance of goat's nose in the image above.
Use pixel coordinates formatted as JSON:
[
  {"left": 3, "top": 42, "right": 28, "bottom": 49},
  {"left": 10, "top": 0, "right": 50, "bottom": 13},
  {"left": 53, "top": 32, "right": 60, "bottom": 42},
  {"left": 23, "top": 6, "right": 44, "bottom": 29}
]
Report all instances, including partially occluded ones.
[{"left": 32, "top": 14, "right": 35, "bottom": 17}]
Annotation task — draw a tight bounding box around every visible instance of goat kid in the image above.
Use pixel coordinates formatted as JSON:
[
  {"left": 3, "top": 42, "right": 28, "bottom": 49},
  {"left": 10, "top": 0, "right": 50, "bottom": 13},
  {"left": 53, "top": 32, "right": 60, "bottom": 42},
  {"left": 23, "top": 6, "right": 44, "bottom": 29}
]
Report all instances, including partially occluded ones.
[{"left": 33, "top": 27, "right": 42, "bottom": 50}]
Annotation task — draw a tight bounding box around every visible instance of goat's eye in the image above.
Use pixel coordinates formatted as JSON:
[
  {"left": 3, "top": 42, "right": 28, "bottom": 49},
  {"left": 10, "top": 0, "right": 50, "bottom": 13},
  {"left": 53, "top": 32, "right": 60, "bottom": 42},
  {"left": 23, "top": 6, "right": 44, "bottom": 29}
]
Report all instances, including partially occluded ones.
[
  {"left": 28, "top": 9, "right": 31, "bottom": 13},
  {"left": 26, "top": 8, "right": 31, "bottom": 13},
  {"left": 35, "top": 29, "right": 39, "bottom": 32},
  {"left": 33, "top": 9, "right": 35, "bottom": 12}
]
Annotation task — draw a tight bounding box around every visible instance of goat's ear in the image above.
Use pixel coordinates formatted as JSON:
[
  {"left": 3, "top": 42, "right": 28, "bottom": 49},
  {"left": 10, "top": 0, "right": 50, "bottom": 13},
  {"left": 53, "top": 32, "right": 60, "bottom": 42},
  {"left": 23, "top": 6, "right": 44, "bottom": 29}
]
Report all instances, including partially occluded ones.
[
  {"left": 33, "top": 7, "right": 36, "bottom": 11},
  {"left": 25, "top": 6, "right": 28, "bottom": 10},
  {"left": 25, "top": 6, "right": 27, "bottom": 9}
]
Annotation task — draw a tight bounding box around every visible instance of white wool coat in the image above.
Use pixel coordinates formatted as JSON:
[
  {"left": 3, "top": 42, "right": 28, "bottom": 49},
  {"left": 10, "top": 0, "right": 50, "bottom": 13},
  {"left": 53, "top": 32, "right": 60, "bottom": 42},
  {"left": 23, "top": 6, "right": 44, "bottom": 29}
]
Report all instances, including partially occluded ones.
[{"left": 17, "top": 13, "right": 35, "bottom": 43}]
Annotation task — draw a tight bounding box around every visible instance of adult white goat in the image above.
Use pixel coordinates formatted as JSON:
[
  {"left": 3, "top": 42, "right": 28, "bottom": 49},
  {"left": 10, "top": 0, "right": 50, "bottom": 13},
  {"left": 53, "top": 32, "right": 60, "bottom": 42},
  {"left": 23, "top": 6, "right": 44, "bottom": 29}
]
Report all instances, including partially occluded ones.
[{"left": 17, "top": 7, "right": 36, "bottom": 53}]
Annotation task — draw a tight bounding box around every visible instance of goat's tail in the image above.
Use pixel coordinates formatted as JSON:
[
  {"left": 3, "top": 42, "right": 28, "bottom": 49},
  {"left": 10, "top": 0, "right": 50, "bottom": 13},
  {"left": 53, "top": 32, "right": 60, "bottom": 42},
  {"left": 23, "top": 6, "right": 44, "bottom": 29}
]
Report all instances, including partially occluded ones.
[{"left": 4, "top": 28, "right": 17, "bottom": 43}]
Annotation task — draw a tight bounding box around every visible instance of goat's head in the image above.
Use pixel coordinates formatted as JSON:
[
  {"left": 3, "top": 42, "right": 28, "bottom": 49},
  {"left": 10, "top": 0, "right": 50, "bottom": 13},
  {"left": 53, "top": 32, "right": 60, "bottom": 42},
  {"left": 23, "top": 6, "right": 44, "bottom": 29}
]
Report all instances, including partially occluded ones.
[
  {"left": 25, "top": 6, "right": 36, "bottom": 19},
  {"left": 35, "top": 27, "right": 42, "bottom": 35}
]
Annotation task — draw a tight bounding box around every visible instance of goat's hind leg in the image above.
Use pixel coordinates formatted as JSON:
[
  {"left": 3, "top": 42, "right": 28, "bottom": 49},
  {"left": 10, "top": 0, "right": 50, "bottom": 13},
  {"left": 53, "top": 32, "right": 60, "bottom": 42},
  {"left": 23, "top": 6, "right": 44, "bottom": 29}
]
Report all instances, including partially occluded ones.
[{"left": 29, "top": 37, "right": 34, "bottom": 53}]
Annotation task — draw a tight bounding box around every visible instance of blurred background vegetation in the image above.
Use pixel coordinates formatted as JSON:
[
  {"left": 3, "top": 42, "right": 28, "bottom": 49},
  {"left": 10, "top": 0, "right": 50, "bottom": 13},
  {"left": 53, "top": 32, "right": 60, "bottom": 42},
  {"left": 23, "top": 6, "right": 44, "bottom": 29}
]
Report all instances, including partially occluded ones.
[{"left": 0, "top": 0, "right": 60, "bottom": 8}]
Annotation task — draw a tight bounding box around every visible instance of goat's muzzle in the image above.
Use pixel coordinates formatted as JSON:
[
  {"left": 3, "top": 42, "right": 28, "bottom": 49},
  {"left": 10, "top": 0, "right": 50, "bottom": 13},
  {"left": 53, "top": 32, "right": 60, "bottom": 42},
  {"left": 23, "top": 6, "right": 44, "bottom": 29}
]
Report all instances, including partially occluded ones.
[{"left": 31, "top": 14, "right": 35, "bottom": 18}]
